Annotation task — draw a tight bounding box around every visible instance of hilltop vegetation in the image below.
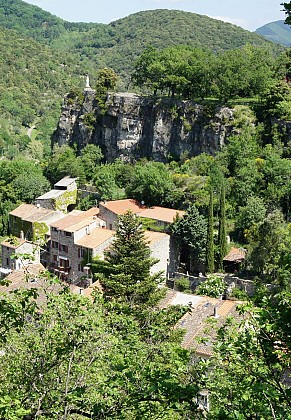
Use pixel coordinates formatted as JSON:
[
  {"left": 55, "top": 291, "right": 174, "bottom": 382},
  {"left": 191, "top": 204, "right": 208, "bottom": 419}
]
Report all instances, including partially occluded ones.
[
  {"left": 0, "top": 1, "right": 281, "bottom": 81},
  {"left": 0, "top": 25, "right": 98, "bottom": 157},
  {"left": 256, "top": 19, "right": 291, "bottom": 47}
]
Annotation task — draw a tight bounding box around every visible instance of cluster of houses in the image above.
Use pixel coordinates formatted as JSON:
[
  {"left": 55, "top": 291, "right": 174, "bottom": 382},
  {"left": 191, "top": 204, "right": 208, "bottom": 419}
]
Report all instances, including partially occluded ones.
[{"left": 0, "top": 177, "right": 185, "bottom": 286}]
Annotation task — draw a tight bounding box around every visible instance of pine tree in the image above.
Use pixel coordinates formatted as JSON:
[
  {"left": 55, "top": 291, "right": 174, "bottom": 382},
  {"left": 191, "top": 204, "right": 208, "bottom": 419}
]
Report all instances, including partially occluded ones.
[
  {"left": 205, "top": 189, "right": 215, "bottom": 273},
  {"left": 92, "top": 210, "right": 164, "bottom": 307},
  {"left": 218, "top": 182, "right": 227, "bottom": 271}
]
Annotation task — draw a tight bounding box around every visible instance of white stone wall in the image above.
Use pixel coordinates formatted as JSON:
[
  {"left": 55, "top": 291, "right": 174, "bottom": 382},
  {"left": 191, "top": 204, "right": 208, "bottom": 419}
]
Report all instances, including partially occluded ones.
[{"left": 149, "top": 235, "right": 170, "bottom": 277}]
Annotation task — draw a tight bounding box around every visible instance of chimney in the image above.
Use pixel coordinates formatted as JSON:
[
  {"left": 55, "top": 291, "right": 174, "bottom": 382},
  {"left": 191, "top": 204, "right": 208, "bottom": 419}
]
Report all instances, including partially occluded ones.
[
  {"left": 20, "top": 230, "right": 24, "bottom": 240},
  {"left": 213, "top": 305, "right": 219, "bottom": 318}
]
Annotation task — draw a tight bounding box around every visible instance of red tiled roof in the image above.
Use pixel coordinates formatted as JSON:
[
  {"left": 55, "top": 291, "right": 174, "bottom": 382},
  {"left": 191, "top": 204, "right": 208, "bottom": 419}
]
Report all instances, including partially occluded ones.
[
  {"left": 75, "top": 228, "right": 115, "bottom": 249},
  {"left": 145, "top": 230, "right": 168, "bottom": 245},
  {"left": 139, "top": 207, "right": 185, "bottom": 223},
  {"left": 223, "top": 247, "right": 246, "bottom": 262},
  {"left": 50, "top": 209, "right": 101, "bottom": 233},
  {"left": 100, "top": 199, "right": 145, "bottom": 215}
]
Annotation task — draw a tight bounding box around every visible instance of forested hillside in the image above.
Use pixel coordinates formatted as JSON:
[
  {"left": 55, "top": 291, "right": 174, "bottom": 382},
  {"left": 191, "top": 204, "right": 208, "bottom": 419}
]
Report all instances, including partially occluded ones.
[
  {"left": 0, "top": 1, "right": 281, "bottom": 81},
  {"left": 0, "top": 25, "right": 98, "bottom": 157},
  {"left": 256, "top": 19, "right": 291, "bottom": 47}
]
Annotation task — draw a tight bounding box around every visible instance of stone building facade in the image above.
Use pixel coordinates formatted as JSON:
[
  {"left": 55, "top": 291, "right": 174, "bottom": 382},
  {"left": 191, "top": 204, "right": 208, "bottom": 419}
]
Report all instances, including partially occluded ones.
[{"left": 0, "top": 238, "right": 40, "bottom": 275}]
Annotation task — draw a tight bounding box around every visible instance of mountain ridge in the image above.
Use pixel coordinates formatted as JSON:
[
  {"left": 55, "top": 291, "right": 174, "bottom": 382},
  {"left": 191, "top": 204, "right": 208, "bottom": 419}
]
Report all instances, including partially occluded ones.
[{"left": 255, "top": 20, "right": 291, "bottom": 47}]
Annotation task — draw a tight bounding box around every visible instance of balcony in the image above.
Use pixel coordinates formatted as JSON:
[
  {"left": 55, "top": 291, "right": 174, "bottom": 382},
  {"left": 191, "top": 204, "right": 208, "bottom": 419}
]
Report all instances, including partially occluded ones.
[{"left": 50, "top": 263, "right": 71, "bottom": 276}]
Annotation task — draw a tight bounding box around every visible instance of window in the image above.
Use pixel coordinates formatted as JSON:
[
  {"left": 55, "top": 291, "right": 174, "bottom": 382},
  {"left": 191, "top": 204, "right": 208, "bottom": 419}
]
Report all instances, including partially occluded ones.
[
  {"left": 59, "top": 258, "right": 69, "bottom": 268},
  {"left": 78, "top": 264, "right": 84, "bottom": 272},
  {"left": 52, "top": 241, "right": 58, "bottom": 249},
  {"left": 59, "top": 244, "right": 68, "bottom": 253},
  {"left": 64, "top": 232, "right": 71, "bottom": 237},
  {"left": 6, "top": 257, "right": 9, "bottom": 266},
  {"left": 78, "top": 247, "right": 85, "bottom": 258},
  {"left": 53, "top": 254, "right": 58, "bottom": 262}
]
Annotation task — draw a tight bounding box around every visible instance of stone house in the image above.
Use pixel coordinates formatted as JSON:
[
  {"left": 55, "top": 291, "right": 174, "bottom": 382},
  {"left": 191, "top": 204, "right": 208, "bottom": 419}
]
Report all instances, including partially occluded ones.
[
  {"left": 48, "top": 207, "right": 173, "bottom": 283},
  {"left": 99, "top": 198, "right": 185, "bottom": 232},
  {"left": 49, "top": 208, "right": 102, "bottom": 282},
  {"left": 99, "top": 199, "right": 145, "bottom": 230},
  {"left": 9, "top": 203, "right": 64, "bottom": 242},
  {"left": 35, "top": 176, "right": 78, "bottom": 212},
  {"left": 138, "top": 206, "right": 185, "bottom": 230},
  {"left": 0, "top": 238, "right": 40, "bottom": 276}
]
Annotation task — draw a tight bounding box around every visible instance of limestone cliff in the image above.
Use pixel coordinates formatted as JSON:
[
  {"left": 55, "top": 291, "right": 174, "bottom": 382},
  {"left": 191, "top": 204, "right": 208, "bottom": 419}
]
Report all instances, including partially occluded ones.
[{"left": 53, "top": 90, "right": 239, "bottom": 162}]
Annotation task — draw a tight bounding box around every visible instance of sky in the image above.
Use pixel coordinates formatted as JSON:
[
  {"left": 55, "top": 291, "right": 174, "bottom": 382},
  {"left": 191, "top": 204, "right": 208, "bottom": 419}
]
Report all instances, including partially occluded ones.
[{"left": 24, "top": 0, "right": 286, "bottom": 31}]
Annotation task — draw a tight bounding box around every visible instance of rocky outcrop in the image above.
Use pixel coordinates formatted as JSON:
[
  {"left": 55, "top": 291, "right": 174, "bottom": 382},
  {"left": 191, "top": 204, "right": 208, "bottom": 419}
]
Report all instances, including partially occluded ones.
[{"left": 53, "top": 90, "right": 238, "bottom": 162}]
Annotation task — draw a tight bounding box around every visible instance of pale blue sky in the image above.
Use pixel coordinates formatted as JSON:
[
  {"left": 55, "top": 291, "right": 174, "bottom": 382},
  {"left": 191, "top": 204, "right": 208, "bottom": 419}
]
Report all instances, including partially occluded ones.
[{"left": 25, "top": 0, "right": 285, "bottom": 31}]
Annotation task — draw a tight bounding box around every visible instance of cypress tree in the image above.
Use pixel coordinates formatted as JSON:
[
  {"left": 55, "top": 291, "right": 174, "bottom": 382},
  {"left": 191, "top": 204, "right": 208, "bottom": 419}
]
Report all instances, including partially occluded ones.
[
  {"left": 205, "top": 189, "right": 215, "bottom": 273},
  {"left": 218, "top": 182, "right": 227, "bottom": 271},
  {"left": 92, "top": 210, "right": 164, "bottom": 307}
]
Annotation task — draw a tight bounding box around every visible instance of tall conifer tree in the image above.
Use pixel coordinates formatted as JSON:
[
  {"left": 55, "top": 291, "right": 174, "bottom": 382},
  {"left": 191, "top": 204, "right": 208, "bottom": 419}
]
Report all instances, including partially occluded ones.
[
  {"left": 92, "top": 210, "right": 164, "bottom": 307},
  {"left": 205, "top": 189, "right": 215, "bottom": 273},
  {"left": 218, "top": 182, "right": 227, "bottom": 271}
]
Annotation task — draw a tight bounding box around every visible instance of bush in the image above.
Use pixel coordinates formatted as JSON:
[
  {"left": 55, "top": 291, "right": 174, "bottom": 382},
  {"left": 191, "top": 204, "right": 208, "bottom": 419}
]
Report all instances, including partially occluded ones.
[
  {"left": 175, "top": 277, "right": 192, "bottom": 293},
  {"left": 196, "top": 274, "right": 225, "bottom": 298}
]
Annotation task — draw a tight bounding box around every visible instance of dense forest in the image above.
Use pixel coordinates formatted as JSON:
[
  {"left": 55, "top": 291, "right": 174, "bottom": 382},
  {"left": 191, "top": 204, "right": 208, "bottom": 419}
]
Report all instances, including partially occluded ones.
[{"left": 0, "top": 0, "right": 290, "bottom": 418}]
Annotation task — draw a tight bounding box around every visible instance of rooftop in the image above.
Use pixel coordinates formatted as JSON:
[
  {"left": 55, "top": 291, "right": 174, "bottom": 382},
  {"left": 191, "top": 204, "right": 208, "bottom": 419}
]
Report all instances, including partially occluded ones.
[
  {"left": 75, "top": 228, "right": 115, "bottom": 249},
  {"left": 10, "top": 204, "right": 61, "bottom": 222},
  {"left": 50, "top": 208, "right": 101, "bottom": 233},
  {"left": 100, "top": 199, "right": 145, "bottom": 216},
  {"left": 36, "top": 189, "right": 65, "bottom": 200},
  {"left": 54, "top": 176, "right": 78, "bottom": 189},
  {"left": 0, "top": 264, "right": 62, "bottom": 307},
  {"left": 144, "top": 230, "right": 168, "bottom": 245},
  {"left": 1, "top": 238, "right": 27, "bottom": 249},
  {"left": 139, "top": 206, "right": 185, "bottom": 223},
  {"left": 224, "top": 247, "right": 247, "bottom": 262},
  {"left": 160, "top": 289, "right": 243, "bottom": 356}
]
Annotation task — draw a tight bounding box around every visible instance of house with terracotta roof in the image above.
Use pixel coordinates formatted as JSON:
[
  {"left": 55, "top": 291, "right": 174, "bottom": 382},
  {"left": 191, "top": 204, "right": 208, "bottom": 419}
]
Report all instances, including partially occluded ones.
[
  {"left": 99, "top": 198, "right": 185, "bottom": 231},
  {"left": 49, "top": 207, "right": 106, "bottom": 282},
  {"left": 139, "top": 206, "right": 185, "bottom": 230},
  {"left": 48, "top": 205, "right": 173, "bottom": 283},
  {"left": 160, "top": 289, "right": 243, "bottom": 358},
  {"left": 99, "top": 199, "right": 145, "bottom": 230}
]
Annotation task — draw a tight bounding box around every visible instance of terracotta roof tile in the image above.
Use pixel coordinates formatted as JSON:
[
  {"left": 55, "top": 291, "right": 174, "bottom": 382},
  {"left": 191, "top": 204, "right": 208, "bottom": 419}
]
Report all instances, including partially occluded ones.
[
  {"left": 144, "top": 230, "right": 168, "bottom": 245},
  {"left": 50, "top": 211, "right": 102, "bottom": 233},
  {"left": 224, "top": 247, "right": 246, "bottom": 262},
  {"left": 75, "top": 228, "right": 115, "bottom": 249},
  {"left": 161, "top": 290, "right": 243, "bottom": 357},
  {"left": 100, "top": 199, "right": 145, "bottom": 215},
  {"left": 139, "top": 207, "right": 185, "bottom": 223}
]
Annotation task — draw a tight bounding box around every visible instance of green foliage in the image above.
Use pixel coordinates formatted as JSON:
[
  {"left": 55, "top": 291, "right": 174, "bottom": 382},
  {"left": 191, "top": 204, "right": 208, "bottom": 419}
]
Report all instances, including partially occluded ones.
[
  {"left": 196, "top": 274, "right": 225, "bottom": 298},
  {"left": 207, "top": 291, "right": 291, "bottom": 418},
  {"left": 175, "top": 277, "right": 192, "bottom": 293},
  {"left": 205, "top": 189, "right": 215, "bottom": 273},
  {"left": 170, "top": 204, "right": 207, "bottom": 273},
  {"left": 217, "top": 183, "right": 227, "bottom": 271},
  {"left": 126, "top": 161, "right": 177, "bottom": 207},
  {"left": 0, "top": 278, "right": 199, "bottom": 418}
]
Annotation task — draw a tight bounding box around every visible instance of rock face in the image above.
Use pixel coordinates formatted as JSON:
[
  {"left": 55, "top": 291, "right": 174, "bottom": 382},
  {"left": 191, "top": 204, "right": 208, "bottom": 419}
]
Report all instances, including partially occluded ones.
[{"left": 54, "top": 90, "right": 237, "bottom": 162}]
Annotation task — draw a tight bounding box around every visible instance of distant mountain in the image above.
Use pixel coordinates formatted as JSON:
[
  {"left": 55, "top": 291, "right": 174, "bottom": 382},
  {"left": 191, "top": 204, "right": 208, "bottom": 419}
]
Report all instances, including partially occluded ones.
[
  {"left": 0, "top": 1, "right": 280, "bottom": 81},
  {"left": 255, "top": 20, "right": 291, "bottom": 47}
]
